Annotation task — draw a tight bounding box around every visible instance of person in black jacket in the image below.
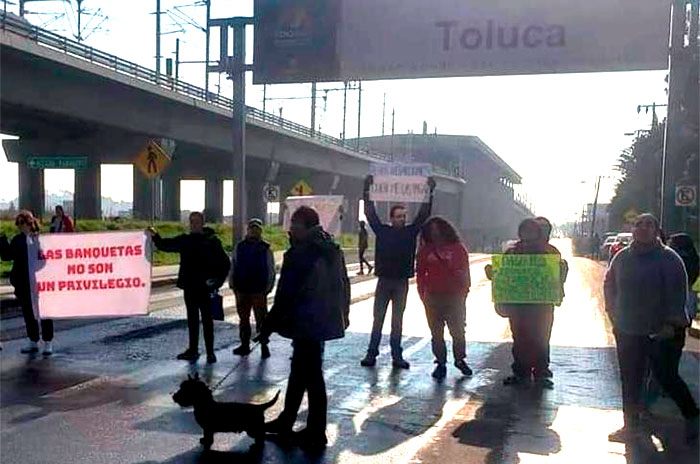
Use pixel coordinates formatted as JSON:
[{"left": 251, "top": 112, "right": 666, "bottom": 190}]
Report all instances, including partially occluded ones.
[
  {"left": 0, "top": 211, "right": 54, "bottom": 355},
  {"left": 229, "top": 218, "right": 275, "bottom": 358},
  {"left": 360, "top": 174, "right": 435, "bottom": 369},
  {"left": 261, "top": 206, "right": 350, "bottom": 450},
  {"left": 147, "top": 212, "right": 230, "bottom": 364}
]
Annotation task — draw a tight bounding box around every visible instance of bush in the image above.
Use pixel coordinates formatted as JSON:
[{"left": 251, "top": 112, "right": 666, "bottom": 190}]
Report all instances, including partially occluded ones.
[{"left": 1, "top": 219, "right": 359, "bottom": 277}]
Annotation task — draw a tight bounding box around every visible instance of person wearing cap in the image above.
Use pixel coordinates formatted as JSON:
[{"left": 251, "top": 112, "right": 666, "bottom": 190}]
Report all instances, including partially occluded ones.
[{"left": 230, "top": 218, "right": 276, "bottom": 358}]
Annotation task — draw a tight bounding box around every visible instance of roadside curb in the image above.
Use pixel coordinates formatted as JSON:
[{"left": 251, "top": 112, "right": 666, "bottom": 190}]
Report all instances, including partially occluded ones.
[{"left": 689, "top": 321, "right": 700, "bottom": 339}]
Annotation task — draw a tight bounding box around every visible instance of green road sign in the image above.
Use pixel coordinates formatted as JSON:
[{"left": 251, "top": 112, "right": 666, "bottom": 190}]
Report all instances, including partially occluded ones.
[
  {"left": 28, "top": 156, "right": 88, "bottom": 170},
  {"left": 491, "top": 254, "right": 563, "bottom": 304}
]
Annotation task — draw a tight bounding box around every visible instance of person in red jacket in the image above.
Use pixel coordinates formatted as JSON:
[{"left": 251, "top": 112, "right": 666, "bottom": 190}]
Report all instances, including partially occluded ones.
[{"left": 416, "top": 217, "right": 472, "bottom": 380}]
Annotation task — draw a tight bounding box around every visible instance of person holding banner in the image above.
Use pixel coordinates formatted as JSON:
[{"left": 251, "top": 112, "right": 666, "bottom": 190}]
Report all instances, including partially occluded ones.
[
  {"left": 0, "top": 211, "right": 54, "bottom": 355},
  {"left": 605, "top": 214, "right": 698, "bottom": 443},
  {"left": 416, "top": 217, "right": 472, "bottom": 380},
  {"left": 261, "top": 206, "right": 350, "bottom": 450},
  {"left": 229, "top": 218, "right": 275, "bottom": 359},
  {"left": 495, "top": 217, "right": 563, "bottom": 389},
  {"left": 147, "top": 212, "right": 230, "bottom": 364},
  {"left": 360, "top": 174, "right": 435, "bottom": 369}
]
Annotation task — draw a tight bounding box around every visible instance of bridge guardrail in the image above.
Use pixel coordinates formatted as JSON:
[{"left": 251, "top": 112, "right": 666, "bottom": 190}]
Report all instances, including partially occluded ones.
[{"left": 0, "top": 13, "right": 401, "bottom": 164}]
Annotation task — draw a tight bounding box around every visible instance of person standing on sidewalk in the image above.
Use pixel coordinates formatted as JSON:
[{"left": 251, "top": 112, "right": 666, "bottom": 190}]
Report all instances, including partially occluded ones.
[
  {"left": 604, "top": 214, "right": 698, "bottom": 443},
  {"left": 229, "top": 218, "right": 275, "bottom": 359},
  {"left": 0, "top": 211, "right": 54, "bottom": 355},
  {"left": 147, "top": 212, "right": 230, "bottom": 364},
  {"left": 357, "top": 221, "right": 373, "bottom": 275},
  {"left": 261, "top": 206, "right": 350, "bottom": 450},
  {"left": 416, "top": 217, "right": 472, "bottom": 380},
  {"left": 360, "top": 174, "right": 435, "bottom": 369},
  {"left": 49, "top": 205, "right": 74, "bottom": 233}
]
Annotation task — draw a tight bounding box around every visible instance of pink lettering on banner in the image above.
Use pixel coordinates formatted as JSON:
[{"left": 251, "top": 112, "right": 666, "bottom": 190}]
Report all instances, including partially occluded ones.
[{"left": 28, "top": 231, "right": 151, "bottom": 319}]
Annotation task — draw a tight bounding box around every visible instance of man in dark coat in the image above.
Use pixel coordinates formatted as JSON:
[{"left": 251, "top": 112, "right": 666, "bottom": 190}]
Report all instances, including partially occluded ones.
[
  {"left": 147, "top": 212, "right": 230, "bottom": 363},
  {"left": 360, "top": 174, "right": 435, "bottom": 369},
  {"left": 229, "top": 218, "right": 275, "bottom": 358},
  {"left": 261, "top": 206, "right": 350, "bottom": 450}
]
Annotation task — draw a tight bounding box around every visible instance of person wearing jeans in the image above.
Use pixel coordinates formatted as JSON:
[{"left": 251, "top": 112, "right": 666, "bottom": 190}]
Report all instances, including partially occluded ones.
[
  {"left": 604, "top": 213, "right": 698, "bottom": 443},
  {"left": 360, "top": 174, "right": 435, "bottom": 369},
  {"left": 416, "top": 216, "right": 472, "bottom": 379},
  {"left": 0, "top": 211, "right": 54, "bottom": 355}
]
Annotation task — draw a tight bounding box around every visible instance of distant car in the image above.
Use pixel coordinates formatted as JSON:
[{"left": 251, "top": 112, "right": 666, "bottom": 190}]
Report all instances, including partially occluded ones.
[
  {"left": 601, "top": 236, "right": 617, "bottom": 258},
  {"left": 609, "top": 233, "right": 633, "bottom": 260}
]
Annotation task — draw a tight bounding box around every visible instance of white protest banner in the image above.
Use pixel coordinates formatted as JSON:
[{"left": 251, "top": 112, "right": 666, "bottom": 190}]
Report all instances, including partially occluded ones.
[
  {"left": 370, "top": 163, "right": 431, "bottom": 203},
  {"left": 27, "top": 231, "right": 151, "bottom": 318},
  {"left": 284, "top": 196, "right": 344, "bottom": 236}
]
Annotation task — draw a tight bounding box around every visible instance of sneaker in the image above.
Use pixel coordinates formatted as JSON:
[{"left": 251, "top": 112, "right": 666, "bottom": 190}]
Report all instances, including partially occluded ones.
[
  {"left": 21, "top": 341, "right": 39, "bottom": 354},
  {"left": 503, "top": 375, "right": 529, "bottom": 386},
  {"left": 534, "top": 367, "right": 553, "bottom": 379},
  {"left": 360, "top": 355, "right": 376, "bottom": 367},
  {"left": 686, "top": 416, "right": 699, "bottom": 443},
  {"left": 261, "top": 344, "right": 271, "bottom": 359},
  {"left": 392, "top": 358, "right": 410, "bottom": 369},
  {"left": 206, "top": 353, "right": 217, "bottom": 364},
  {"left": 455, "top": 360, "right": 473, "bottom": 376},
  {"left": 357, "top": 271, "right": 365, "bottom": 276},
  {"left": 42, "top": 341, "right": 53, "bottom": 356},
  {"left": 368, "top": 265, "right": 374, "bottom": 274},
  {"left": 233, "top": 344, "right": 251, "bottom": 356},
  {"left": 608, "top": 426, "right": 643, "bottom": 443},
  {"left": 176, "top": 349, "right": 199, "bottom": 361},
  {"left": 293, "top": 428, "right": 328, "bottom": 451},
  {"left": 264, "top": 416, "right": 294, "bottom": 436},
  {"left": 432, "top": 364, "right": 447, "bottom": 379}
]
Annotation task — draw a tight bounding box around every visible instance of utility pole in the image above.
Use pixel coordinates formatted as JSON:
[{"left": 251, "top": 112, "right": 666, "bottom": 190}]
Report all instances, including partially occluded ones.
[
  {"left": 175, "top": 38, "right": 180, "bottom": 80},
  {"left": 76, "top": 0, "right": 83, "bottom": 41},
  {"left": 204, "top": 0, "right": 210, "bottom": 100},
  {"left": 391, "top": 108, "right": 395, "bottom": 156},
  {"left": 311, "top": 82, "right": 317, "bottom": 136},
  {"left": 661, "top": 0, "right": 689, "bottom": 231},
  {"left": 342, "top": 81, "right": 348, "bottom": 141},
  {"left": 356, "top": 81, "right": 362, "bottom": 149},
  {"left": 155, "top": 0, "right": 161, "bottom": 84},
  {"left": 589, "top": 176, "right": 602, "bottom": 238},
  {"left": 262, "top": 84, "right": 267, "bottom": 117},
  {"left": 382, "top": 93, "right": 386, "bottom": 136}
]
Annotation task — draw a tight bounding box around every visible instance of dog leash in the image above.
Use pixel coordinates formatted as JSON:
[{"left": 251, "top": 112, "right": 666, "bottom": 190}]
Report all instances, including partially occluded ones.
[{"left": 209, "top": 341, "right": 261, "bottom": 392}]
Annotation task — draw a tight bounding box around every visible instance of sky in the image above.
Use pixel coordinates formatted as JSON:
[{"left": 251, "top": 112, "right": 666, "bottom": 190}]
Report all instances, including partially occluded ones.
[{"left": 0, "top": 0, "right": 669, "bottom": 223}]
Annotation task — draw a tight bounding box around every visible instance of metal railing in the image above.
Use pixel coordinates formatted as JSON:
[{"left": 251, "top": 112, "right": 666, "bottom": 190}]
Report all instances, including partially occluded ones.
[{"left": 0, "top": 13, "right": 397, "bottom": 163}]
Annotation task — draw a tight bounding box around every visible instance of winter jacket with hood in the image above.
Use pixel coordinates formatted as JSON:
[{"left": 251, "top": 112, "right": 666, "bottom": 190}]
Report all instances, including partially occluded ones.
[
  {"left": 152, "top": 227, "right": 230, "bottom": 291},
  {"left": 266, "top": 225, "right": 351, "bottom": 341}
]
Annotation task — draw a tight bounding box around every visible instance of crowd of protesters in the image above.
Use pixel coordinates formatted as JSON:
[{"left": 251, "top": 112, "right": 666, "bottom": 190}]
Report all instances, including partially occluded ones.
[{"left": 1, "top": 175, "right": 698, "bottom": 448}]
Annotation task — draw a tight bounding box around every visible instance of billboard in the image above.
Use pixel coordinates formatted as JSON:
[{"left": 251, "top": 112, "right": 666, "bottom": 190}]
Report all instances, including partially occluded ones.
[{"left": 254, "top": 0, "right": 671, "bottom": 84}]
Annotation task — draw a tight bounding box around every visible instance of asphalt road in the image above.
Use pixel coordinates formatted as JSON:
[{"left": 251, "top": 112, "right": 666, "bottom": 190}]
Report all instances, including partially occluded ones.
[{"left": 1, "top": 240, "right": 698, "bottom": 463}]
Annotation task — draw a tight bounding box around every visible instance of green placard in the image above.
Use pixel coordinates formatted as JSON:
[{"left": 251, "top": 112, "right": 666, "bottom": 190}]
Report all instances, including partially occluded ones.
[
  {"left": 491, "top": 254, "right": 563, "bottom": 304},
  {"left": 28, "top": 156, "right": 88, "bottom": 170}
]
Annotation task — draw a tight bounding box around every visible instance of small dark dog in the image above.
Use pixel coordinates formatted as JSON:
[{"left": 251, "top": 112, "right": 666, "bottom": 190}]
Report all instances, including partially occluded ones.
[{"left": 173, "top": 373, "right": 279, "bottom": 449}]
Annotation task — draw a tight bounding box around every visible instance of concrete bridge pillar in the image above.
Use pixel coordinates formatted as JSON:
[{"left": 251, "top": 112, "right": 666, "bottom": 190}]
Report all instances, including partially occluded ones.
[
  {"left": 162, "top": 171, "right": 181, "bottom": 222},
  {"left": 246, "top": 171, "right": 267, "bottom": 223},
  {"left": 204, "top": 177, "right": 223, "bottom": 223},
  {"left": 133, "top": 167, "right": 154, "bottom": 220},
  {"left": 75, "top": 162, "right": 102, "bottom": 220},
  {"left": 18, "top": 162, "right": 44, "bottom": 219}
]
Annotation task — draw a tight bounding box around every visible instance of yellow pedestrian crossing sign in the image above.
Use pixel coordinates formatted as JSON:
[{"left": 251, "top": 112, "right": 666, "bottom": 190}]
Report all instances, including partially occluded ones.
[
  {"left": 623, "top": 209, "right": 639, "bottom": 224},
  {"left": 290, "top": 180, "right": 313, "bottom": 196},
  {"left": 135, "top": 140, "right": 171, "bottom": 179}
]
